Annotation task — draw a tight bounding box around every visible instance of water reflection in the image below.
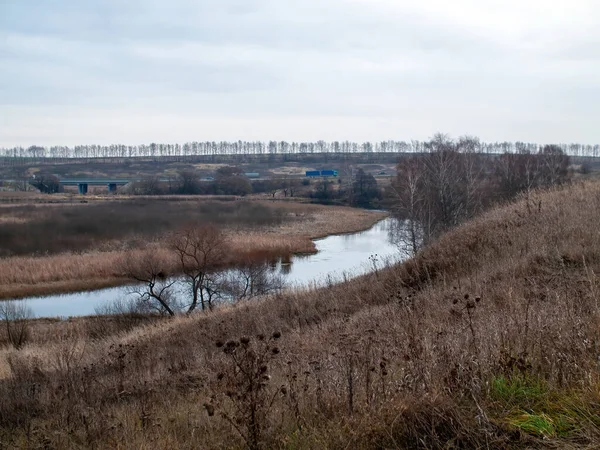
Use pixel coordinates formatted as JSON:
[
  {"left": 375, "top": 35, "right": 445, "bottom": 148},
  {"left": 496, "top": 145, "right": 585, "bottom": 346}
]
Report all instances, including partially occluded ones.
[
  {"left": 280, "top": 259, "right": 292, "bottom": 275},
  {"left": 17, "top": 218, "right": 405, "bottom": 318},
  {"left": 386, "top": 217, "right": 424, "bottom": 258}
]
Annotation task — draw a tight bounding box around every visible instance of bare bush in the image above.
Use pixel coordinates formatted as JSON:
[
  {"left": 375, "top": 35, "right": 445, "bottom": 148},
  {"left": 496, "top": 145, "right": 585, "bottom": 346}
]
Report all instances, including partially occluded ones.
[
  {"left": 89, "top": 298, "right": 158, "bottom": 338},
  {"left": 210, "top": 332, "right": 283, "bottom": 450},
  {"left": 0, "top": 300, "right": 32, "bottom": 349},
  {"left": 129, "top": 175, "right": 164, "bottom": 195}
]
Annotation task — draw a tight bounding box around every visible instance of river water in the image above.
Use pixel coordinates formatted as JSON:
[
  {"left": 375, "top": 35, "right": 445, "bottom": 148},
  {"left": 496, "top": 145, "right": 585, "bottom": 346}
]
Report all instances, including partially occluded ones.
[{"left": 16, "top": 218, "right": 404, "bottom": 318}]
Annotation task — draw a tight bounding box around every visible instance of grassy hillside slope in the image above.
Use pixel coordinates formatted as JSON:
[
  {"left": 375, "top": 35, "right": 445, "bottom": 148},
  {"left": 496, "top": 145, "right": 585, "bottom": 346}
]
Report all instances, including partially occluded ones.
[{"left": 3, "top": 181, "right": 600, "bottom": 448}]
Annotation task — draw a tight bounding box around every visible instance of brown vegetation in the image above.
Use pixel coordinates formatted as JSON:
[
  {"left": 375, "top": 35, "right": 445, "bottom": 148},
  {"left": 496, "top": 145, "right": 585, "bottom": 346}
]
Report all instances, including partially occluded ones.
[
  {"left": 0, "top": 197, "right": 289, "bottom": 257},
  {"left": 1, "top": 181, "right": 600, "bottom": 447},
  {"left": 0, "top": 199, "right": 386, "bottom": 299}
]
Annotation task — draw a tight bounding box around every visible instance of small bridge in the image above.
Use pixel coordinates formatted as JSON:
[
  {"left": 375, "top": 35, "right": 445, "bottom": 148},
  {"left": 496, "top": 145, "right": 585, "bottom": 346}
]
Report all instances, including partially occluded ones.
[{"left": 58, "top": 178, "right": 132, "bottom": 194}]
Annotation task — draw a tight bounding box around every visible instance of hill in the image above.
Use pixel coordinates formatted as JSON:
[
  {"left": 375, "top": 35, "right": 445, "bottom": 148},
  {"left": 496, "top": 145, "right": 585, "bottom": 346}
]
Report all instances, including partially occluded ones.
[{"left": 2, "top": 181, "right": 600, "bottom": 448}]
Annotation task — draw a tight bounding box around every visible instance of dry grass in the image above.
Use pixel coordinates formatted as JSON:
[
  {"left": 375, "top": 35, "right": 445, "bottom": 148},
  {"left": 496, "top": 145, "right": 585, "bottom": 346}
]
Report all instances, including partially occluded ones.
[
  {"left": 0, "top": 201, "right": 385, "bottom": 299},
  {"left": 4, "top": 181, "right": 600, "bottom": 448}
]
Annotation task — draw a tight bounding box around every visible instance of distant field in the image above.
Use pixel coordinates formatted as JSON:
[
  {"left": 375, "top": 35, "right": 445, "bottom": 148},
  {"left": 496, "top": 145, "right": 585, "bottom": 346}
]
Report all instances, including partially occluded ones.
[{"left": 0, "top": 154, "right": 399, "bottom": 184}]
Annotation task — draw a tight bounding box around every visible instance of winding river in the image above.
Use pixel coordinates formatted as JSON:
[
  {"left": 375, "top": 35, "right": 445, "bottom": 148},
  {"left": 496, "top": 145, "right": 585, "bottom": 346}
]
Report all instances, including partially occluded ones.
[{"left": 15, "top": 218, "right": 405, "bottom": 318}]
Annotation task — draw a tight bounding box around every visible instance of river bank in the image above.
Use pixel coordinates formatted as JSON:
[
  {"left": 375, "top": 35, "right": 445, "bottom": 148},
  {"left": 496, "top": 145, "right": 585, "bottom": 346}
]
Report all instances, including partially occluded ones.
[
  {"left": 11, "top": 217, "right": 401, "bottom": 317},
  {"left": 0, "top": 200, "right": 386, "bottom": 300}
]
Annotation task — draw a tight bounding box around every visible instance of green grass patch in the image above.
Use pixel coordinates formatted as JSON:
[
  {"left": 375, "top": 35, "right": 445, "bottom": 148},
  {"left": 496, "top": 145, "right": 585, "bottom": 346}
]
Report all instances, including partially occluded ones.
[
  {"left": 508, "top": 411, "right": 576, "bottom": 438},
  {"left": 489, "top": 374, "right": 599, "bottom": 438},
  {"left": 491, "top": 374, "right": 547, "bottom": 408}
]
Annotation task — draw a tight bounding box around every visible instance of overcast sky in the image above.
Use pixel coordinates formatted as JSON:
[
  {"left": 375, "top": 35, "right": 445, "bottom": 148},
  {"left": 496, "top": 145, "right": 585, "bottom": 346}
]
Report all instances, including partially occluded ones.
[{"left": 1, "top": 0, "right": 598, "bottom": 147}]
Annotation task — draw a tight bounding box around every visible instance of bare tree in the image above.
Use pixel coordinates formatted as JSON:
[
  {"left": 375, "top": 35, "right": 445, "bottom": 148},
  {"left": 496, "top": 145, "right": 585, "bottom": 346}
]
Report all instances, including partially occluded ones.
[
  {"left": 13, "top": 169, "right": 30, "bottom": 191},
  {"left": 132, "top": 175, "right": 163, "bottom": 195},
  {"left": 351, "top": 169, "right": 380, "bottom": 207},
  {"left": 171, "top": 225, "right": 228, "bottom": 312},
  {"left": 280, "top": 176, "right": 301, "bottom": 198},
  {"left": 30, "top": 173, "right": 61, "bottom": 194},
  {"left": 311, "top": 179, "right": 335, "bottom": 201},
  {"left": 0, "top": 300, "right": 33, "bottom": 349},
  {"left": 394, "top": 134, "right": 486, "bottom": 246},
  {"left": 422, "top": 138, "right": 466, "bottom": 233},
  {"left": 495, "top": 152, "right": 540, "bottom": 199},
  {"left": 215, "top": 168, "right": 252, "bottom": 196},
  {"left": 391, "top": 157, "right": 426, "bottom": 254},
  {"left": 495, "top": 146, "right": 569, "bottom": 200},
  {"left": 457, "top": 136, "right": 485, "bottom": 216},
  {"left": 539, "top": 145, "right": 570, "bottom": 186},
  {"left": 268, "top": 180, "right": 279, "bottom": 198},
  {"left": 120, "top": 250, "right": 177, "bottom": 316},
  {"left": 177, "top": 169, "right": 201, "bottom": 195}
]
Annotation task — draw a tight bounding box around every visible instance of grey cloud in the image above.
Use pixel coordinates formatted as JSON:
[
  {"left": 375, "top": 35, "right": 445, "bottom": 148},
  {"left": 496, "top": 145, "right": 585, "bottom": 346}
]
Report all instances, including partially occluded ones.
[
  {"left": 1, "top": 0, "right": 500, "bottom": 56},
  {"left": 1, "top": 0, "right": 600, "bottom": 145}
]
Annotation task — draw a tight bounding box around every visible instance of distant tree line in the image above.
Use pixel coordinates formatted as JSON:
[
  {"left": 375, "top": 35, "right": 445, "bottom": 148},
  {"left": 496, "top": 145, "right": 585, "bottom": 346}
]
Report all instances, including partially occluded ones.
[
  {"left": 129, "top": 166, "right": 307, "bottom": 198},
  {"left": 305, "top": 168, "right": 381, "bottom": 208},
  {"left": 130, "top": 166, "right": 255, "bottom": 196},
  {"left": 1, "top": 139, "right": 600, "bottom": 162},
  {"left": 391, "top": 134, "right": 571, "bottom": 254}
]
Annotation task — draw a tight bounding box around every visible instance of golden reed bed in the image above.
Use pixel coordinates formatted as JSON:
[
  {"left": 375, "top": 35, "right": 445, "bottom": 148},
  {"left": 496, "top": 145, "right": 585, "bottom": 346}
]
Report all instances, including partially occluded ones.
[{"left": 0, "top": 202, "right": 385, "bottom": 299}]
